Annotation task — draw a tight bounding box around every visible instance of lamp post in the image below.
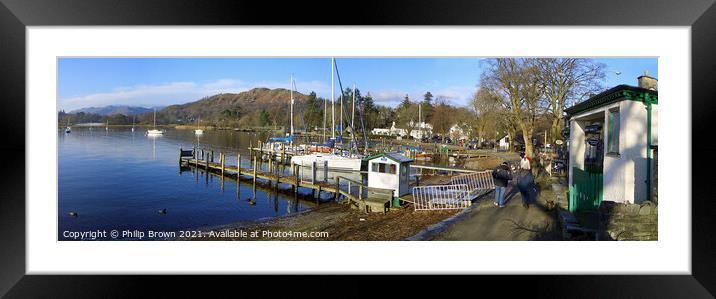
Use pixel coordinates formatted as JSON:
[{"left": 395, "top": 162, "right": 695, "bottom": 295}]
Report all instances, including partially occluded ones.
[{"left": 604, "top": 70, "right": 622, "bottom": 89}]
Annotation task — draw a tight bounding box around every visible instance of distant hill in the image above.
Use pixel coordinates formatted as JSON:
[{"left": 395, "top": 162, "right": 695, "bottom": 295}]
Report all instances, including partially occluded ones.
[
  {"left": 70, "top": 105, "right": 154, "bottom": 116},
  {"left": 62, "top": 88, "right": 313, "bottom": 128},
  {"left": 155, "top": 87, "right": 308, "bottom": 127}
]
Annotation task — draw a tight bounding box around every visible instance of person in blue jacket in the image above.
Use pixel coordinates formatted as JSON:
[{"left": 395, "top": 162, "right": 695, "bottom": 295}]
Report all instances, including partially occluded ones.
[{"left": 492, "top": 162, "right": 512, "bottom": 207}]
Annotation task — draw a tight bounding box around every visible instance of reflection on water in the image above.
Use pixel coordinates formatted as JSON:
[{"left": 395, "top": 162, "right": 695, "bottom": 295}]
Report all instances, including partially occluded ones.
[{"left": 58, "top": 128, "right": 355, "bottom": 240}]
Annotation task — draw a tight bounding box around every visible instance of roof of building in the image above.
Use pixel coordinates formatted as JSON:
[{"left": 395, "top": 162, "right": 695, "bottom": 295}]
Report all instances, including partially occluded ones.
[
  {"left": 366, "top": 152, "right": 414, "bottom": 163},
  {"left": 565, "top": 84, "right": 658, "bottom": 117}
]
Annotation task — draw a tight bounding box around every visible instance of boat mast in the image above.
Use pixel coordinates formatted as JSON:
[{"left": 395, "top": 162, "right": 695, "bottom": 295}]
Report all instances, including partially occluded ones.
[
  {"left": 153, "top": 108, "right": 157, "bottom": 129},
  {"left": 290, "top": 74, "right": 295, "bottom": 137},
  {"left": 351, "top": 83, "right": 356, "bottom": 155},
  {"left": 331, "top": 57, "right": 335, "bottom": 140},
  {"left": 323, "top": 62, "right": 327, "bottom": 143}
]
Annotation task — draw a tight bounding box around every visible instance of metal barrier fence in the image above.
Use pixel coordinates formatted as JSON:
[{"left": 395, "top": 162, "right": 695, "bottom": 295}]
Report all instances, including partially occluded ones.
[
  {"left": 449, "top": 171, "right": 495, "bottom": 199},
  {"left": 412, "top": 184, "right": 470, "bottom": 210}
]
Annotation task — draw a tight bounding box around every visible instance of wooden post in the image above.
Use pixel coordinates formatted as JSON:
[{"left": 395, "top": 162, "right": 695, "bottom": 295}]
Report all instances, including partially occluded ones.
[
  {"left": 237, "top": 153, "right": 241, "bottom": 177},
  {"left": 179, "top": 147, "right": 183, "bottom": 164},
  {"left": 334, "top": 176, "right": 340, "bottom": 201},
  {"left": 292, "top": 163, "right": 298, "bottom": 193},
  {"left": 359, "top": 185, "right": 363, "bottom": 200},
  {"left": 253, "top": 155, "right": 257, "bottom": 191},
  {"left": 269, "top": 158, "right": 273, "bottom": 177},
  {"left": 348, "top": 180, "right": 352, "bottom": 198},
  {"left": 275, "top": 158, "right": 280, "bottom": 189},
  {"left": 323, "top": 160, "right": 328, "bottom": 182},
  {"left": 249, "top": 145, "right": 253, "bottom": 164},
  {"left": 211, "top": 150, "right": 215, "bottom": 163},
  {"left": 281, "top": 143, "right": 285, "bottom": 164},
  {"left": 195, "top": 148, "right": 199, "bottom": 168},
  {"left": 311, "top": 161, "right": 316, "bottom": 184},
  {"left": 205, "top": 152, "right": 209, "bottom": 171},
  {"left": 220, "top": 152, "right": 225, "bottom": 177}
]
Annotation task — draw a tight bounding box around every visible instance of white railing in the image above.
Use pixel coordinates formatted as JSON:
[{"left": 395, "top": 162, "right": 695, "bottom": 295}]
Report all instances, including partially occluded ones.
[
  {"left": 412, "top": 184, "right": 471, "bottom": 210},
  {"left": 450, "top": 171, "right": 495, "bottom": 199}
]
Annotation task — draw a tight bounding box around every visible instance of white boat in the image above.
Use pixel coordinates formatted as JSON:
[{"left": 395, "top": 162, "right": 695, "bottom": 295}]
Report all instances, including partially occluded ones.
[
  {"left": 290, "top": 153, "right": 362, "bottom": 171},
  {"left": 65, "top": 118, "right": 71, "bottom": 133},
  {"left": 147, "top": 129, "right": 163, "bottom": 135},
  {"left": 194, "top": 117, "right": 203, "bottom": 135},
  {"left": 131, "top": 115, "right": 135, "bottom": 132},
  {"left": 147, "top": 108, "right": 163, "bottom": 136},
  {"left": 288, "top": 59, "right": 363, "bottom": 172}
]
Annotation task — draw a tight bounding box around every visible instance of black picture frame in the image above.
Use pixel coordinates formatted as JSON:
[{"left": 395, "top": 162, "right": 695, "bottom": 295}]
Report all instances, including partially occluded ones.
[{"left": 1, "top": 0, "right": 714, "bottom": 297}]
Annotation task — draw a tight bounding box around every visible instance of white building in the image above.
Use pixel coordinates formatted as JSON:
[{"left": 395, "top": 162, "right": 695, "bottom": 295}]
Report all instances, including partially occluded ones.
[
  {"left": 565, "top": 74, "right": 657, "bottom": 209},
  {"left": 449, "top": 123, "right": 471, "bottom": 141},
  {"left": 409, "top": 120, "right": 433, "bottom": 139},
  {"left": 371, "top": 121, "right": 407, "bottom": 137},
  {"left": 371, "top": 128, "right": 392, "bottom": 136},
  {"left": 367, "top": 152, "right": 413, "bottom": 199},
  {"left": 498, "top": 135, "right": 510, "bottom": 150}
]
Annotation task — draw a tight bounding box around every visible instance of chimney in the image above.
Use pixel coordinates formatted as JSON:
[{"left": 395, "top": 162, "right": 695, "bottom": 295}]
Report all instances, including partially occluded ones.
[{"left": 638, "top": 70, "right": 657, "bottom": 91}]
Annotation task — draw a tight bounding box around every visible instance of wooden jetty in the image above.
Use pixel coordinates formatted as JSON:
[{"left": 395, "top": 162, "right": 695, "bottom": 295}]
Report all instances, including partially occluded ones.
[{"left": 179, "top": 147, "right": 398, "bottom": 213}]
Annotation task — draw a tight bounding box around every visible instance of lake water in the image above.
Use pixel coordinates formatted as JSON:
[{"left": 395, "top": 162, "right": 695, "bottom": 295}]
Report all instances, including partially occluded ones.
[{"left": 58, "top": 128, "right": 350, "bottom": 240}]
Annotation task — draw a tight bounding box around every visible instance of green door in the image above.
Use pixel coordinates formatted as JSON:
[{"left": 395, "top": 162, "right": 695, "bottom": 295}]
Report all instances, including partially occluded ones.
[{"left": 569, "top": 167, "right": 603, "bottom": 212}]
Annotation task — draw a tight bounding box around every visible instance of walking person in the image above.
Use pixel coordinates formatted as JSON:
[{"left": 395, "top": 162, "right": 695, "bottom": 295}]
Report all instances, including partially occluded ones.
[
  {"left": 492, "top": 162, "right": 512, "bottom": 207},
  {"left": 517, "top": 152, "right": 535, "bottom": 209}
]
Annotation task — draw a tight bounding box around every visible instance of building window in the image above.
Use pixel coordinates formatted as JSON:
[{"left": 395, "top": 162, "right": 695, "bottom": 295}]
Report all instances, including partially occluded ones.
[
  {"left": 607, "top": 108, "right": 620, "bottom": 155},
  {"left": 372, "top": 162, "right": 397, "bottom": 174}
]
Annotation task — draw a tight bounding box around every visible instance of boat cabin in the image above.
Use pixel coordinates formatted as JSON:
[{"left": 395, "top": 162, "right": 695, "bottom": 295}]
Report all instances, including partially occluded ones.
[{"left": 366, "top": 153, "right": 414, "bottom": 198}]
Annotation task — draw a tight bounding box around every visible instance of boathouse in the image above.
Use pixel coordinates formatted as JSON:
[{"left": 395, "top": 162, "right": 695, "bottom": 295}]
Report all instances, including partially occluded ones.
[
  {"left": 565, "top": 73, "right": 658, "bottom": 211},
  {"left": 366, "top": 153, "right": 413, "bottom": 198}
]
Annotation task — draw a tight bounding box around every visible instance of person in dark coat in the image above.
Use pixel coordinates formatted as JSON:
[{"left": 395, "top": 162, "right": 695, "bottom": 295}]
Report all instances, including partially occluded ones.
[
  {"left": 516, "top": 153, "right": 535, "bottom": 209},
  {"left": 492, "top": 162, "right": 512, "bottom": 207}
]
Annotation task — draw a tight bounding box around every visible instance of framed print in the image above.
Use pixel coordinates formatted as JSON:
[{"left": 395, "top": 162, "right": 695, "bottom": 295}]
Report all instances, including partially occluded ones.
[{"left": 1, "top": 0, "right": 715, "bottom": 297}]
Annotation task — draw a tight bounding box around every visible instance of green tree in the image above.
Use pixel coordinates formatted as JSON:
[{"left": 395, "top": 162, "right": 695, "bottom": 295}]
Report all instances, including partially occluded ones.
[
  {"left": 422, "top": 91, "right": 434, "bottom": 122},
  {"left": 302, "top": 91, "right": 324, "bottom": 131},
  {"left": 259, "top": 109, "right": 270, "bottom": 126}
]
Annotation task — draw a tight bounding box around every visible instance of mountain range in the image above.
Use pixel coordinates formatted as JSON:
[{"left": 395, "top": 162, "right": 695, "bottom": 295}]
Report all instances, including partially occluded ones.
[{"left": 69, "top": 105, "right": 156, "bottom": 116}]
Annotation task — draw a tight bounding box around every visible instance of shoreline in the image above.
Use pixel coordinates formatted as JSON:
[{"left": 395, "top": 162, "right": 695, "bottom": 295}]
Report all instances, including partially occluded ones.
[{"left": 184, "top": 202, "right": 459, "bottom": 241}]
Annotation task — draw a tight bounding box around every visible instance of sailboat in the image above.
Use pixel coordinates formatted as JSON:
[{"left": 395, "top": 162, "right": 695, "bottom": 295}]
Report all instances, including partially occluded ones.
[
  {"left": 131, "top": 116, "right": 135, "bottom": 132},
  {"left": 105, "top": 120, "right": 109, "bottom": 131},
  {"left": 65, "top": 118, "right": 71, "bottom": 133},
  {"left": 194, "top": 117, "right": 203, "bottom": 135},
  {"left": 290, "top": 58, "right": 362, "bottom": 171},
  {"left": 147, "top": 108, "right": 163, "bottom": 136}
]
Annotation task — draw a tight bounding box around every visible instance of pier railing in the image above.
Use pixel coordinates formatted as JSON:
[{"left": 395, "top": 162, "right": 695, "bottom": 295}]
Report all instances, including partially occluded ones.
[
  {"left": 449, "top": 171, "right": 495, "bottom": 199},
  {"left": 408, "top": 164, "right": 477, "bottom": 177},
  {"left": 412, "top": 184, "right": 471, "bottom": 210}
]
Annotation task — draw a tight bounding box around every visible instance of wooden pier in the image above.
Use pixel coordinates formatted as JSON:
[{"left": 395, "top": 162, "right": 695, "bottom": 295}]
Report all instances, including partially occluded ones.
[{"left": 179, "top": 147, "right": 399, "bottom": 213}]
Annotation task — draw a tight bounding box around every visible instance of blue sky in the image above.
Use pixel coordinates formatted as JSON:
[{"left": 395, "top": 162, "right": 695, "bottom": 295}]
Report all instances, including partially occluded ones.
[{"left": 58, "top": 57, "right": 657, "bottom": 111}]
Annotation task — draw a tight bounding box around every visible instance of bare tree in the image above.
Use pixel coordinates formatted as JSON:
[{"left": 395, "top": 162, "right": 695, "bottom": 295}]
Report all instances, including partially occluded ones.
[
  {"left": 430, "top": 97, "right": 454, "bottom": 140},
  {"left": 481, "top": 58, "right": 545, "bottom": 157},
  {"left": 471, "top": 88, "right": 501, "bottom": 143},
  {"left": 536, "top": 58, "right": 605, "bottom": 144}
]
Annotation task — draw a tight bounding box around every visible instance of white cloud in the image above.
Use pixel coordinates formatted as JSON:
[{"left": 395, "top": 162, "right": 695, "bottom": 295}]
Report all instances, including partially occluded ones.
[{"left": 59, "top": 78, "right": 332, "bottom": 111}]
